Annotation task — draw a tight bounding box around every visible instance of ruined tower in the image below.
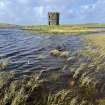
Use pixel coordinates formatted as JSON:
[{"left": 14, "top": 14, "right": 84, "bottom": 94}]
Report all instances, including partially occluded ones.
[{"left": 48, "top": 12, "right": 60, "bottom": 25}]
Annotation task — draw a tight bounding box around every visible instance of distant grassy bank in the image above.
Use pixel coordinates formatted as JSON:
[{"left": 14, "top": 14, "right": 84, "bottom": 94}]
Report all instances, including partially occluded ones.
[
  {"left": 0, "top": 23, "right": 105, "bottom": 35},
  {"left": 0, "top": 23, "right": 18, "bottom": 28},
  {"left": 22, "top": 24, "right": 105, "bottom": 35}
]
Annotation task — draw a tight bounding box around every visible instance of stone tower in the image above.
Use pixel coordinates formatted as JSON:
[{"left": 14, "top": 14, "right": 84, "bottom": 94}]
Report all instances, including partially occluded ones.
[{"left": 48, "top": 12, "right": 60, "bottom": 25}]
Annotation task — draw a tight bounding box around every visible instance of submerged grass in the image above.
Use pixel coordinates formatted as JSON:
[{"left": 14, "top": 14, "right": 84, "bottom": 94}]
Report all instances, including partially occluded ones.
[{"left": 1, "top": 45, "right": 105, "bottom": 105}]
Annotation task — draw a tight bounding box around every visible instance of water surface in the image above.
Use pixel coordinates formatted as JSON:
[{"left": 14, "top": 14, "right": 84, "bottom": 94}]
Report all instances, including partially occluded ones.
[{"left": 0, "top": 29, "right": 84, "bottom": 77}]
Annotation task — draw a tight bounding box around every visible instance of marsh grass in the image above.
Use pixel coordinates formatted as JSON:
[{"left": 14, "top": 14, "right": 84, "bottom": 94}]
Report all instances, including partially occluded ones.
[
  {"left": 0, "top": 71, "right": 98, "bottom": 105},
  {"left": 22, "top": 24, "right": 105, "bottom": 35},
  {"left": 0, "top": 49, "right": 104, "bottom": 105}
]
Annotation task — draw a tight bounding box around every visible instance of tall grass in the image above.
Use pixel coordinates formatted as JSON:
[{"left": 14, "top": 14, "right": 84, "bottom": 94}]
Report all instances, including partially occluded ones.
[{"left": 0, "top": 71, "right": 98, "bottom": 105}]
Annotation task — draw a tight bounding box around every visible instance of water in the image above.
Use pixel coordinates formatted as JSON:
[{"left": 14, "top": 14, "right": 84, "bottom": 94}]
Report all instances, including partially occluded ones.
[{"left": 0, "top": 29, "right": 84, "bottom": 77}]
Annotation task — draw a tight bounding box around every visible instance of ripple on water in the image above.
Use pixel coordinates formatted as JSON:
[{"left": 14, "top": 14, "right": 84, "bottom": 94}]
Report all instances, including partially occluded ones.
[{"left": 0, "top": 29, "right": 84, "bottom": 77}]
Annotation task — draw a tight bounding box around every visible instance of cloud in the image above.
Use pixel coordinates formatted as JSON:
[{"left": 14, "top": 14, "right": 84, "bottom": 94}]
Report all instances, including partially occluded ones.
[
  {"left": 78, "top": 0, "right": 105, "bottom": 23},
  {"left": 0, "top": 0, "right": 104, "bottom": 24}
]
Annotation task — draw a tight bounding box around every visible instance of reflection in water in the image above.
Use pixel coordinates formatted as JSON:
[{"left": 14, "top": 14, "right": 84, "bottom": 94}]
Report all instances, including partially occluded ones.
[{"left": 0, "top": 29, "right": 84, "bottom": 77}]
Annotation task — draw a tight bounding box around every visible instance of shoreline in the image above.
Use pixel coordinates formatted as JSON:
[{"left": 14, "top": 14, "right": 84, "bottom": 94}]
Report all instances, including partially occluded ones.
[
  {"left": 21, "top": 25, "right": 105, "bottom": 35},
  {"left": 22, "top": 28, "right": 105, "bottom": 36}
]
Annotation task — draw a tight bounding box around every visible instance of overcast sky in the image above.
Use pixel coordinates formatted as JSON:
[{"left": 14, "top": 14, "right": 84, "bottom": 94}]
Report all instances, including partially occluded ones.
[{"left": 0, "top": 0, "right": 104, "bottom": 25}]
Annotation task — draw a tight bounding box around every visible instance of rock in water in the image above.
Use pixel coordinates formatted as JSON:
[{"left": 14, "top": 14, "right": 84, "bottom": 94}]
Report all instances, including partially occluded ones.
[
  {"left": 0, "top": 59, "right": 9, "bottom": 69},
  {"left": 60, "top": 51, "right": 69, "bottom": 58},
  {"left": 49, "top": 49, "right": 61, "bottom": 57}
]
